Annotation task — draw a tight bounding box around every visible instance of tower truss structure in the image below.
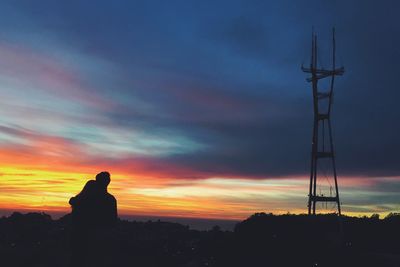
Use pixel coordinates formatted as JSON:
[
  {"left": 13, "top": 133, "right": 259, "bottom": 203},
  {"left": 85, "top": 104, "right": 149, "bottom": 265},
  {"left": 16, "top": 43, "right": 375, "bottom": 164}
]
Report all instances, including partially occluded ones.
[{"left": 302, "top": 29, "right": 344, "bottom": 215}]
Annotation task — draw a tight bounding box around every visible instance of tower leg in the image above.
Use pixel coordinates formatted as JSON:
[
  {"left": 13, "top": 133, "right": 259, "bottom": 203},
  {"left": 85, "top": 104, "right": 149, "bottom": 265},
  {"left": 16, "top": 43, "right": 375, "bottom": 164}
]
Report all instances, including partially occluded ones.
[
  {"left": 308, "top": 120, "right": 318, "bottom": 215},
  {"left": 327, "top": 120, "right": 341, "bottom": 215}
]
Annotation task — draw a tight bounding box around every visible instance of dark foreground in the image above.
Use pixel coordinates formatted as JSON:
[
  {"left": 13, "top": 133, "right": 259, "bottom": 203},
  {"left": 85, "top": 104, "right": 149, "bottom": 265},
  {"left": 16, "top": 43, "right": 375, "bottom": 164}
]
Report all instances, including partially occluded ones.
[{"left": 0, "top": 212, "right": 399, "bottom": 267}]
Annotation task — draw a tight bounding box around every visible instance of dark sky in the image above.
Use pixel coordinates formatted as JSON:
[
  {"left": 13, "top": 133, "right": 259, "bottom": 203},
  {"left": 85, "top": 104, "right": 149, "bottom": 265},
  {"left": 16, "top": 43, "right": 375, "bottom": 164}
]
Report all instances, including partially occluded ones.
[
  {"left": 0, "top": 0, "right": 399, "bottom": 217},
  {"left": 0, "top": 0, "right": 399, "bottom": 177}
]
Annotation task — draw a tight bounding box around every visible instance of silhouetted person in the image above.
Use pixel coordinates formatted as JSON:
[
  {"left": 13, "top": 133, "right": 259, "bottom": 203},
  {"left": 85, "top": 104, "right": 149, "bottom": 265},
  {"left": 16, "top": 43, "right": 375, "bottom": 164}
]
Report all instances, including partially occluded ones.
[
  {"left": 69, "top": 180, "right": 99, "bottom": 267},
  {"left": 68, "top": 172, "right": 118, "bottom": 267},
  {"left": 70, "top": 180, "right": 99, "bottom": 227},
  {"left": 91, "top": 171, "right": 118, "bottom": 267},
  {"left": 93, "top": 171, "right": 118, "bottom": 228}
]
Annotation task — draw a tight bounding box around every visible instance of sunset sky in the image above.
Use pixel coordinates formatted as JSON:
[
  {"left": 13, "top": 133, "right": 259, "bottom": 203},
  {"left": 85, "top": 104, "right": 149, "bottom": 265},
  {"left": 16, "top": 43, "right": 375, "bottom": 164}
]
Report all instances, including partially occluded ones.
[{"left": 0, "top": 0, "right": 399, "bottom": 220}]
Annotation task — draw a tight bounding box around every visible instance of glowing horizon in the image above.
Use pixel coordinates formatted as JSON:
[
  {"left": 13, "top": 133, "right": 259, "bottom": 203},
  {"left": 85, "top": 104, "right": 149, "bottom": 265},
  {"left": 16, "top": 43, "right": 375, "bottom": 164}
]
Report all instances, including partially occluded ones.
[{"left": 0, "top": 161, "right": 398, "bottom": 220}]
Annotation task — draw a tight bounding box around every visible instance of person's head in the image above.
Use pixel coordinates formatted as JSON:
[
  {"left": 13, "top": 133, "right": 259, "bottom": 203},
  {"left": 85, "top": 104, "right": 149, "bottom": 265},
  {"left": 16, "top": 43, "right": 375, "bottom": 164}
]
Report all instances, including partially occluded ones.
[
  {"left": 79, "top": 179, "right": 98, "bottom": 197},
  {"left": 95, "top": 171, "right": 111, "bottom": 191}
]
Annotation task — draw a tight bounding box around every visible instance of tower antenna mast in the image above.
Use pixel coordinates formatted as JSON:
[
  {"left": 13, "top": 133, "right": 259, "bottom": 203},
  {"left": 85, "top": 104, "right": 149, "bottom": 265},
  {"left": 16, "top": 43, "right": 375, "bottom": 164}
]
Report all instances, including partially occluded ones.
[{"left": 301, "top": 28, "right": 344, "bottom": 215}]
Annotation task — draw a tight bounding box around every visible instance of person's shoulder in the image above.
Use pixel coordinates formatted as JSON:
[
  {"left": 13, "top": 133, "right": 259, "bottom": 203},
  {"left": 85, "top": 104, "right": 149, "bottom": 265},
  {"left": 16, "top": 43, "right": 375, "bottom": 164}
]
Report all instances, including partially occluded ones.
[{"left": 105, "top": 192, "right": 117, "bottom": 202}]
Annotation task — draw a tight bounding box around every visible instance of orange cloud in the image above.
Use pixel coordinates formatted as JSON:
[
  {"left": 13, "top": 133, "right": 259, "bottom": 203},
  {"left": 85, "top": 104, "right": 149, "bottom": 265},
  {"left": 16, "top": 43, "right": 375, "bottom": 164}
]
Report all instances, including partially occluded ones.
[{"left": 0, "top": 125, "right": 399, "bottom": 220}]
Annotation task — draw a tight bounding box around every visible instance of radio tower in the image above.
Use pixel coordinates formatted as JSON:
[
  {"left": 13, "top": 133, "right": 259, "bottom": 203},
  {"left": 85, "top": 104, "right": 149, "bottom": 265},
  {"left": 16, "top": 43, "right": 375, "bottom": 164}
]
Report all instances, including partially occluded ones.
[{"left": 302, "top": 28, "right": 344, "bottom": 215}]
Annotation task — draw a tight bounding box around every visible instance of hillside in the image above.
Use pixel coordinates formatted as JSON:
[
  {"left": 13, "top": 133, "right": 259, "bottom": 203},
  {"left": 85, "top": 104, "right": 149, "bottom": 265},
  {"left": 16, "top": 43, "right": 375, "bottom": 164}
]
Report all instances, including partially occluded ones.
[{"left": 0, "top": 212, "right": 399, "bottom": 267}]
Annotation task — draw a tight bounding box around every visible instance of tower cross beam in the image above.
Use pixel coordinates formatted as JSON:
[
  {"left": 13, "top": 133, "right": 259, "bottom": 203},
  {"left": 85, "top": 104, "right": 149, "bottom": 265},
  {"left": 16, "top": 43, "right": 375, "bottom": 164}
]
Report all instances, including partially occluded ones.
[{"left": 301, "top": 66, "right": 344, "bottom": 75}]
